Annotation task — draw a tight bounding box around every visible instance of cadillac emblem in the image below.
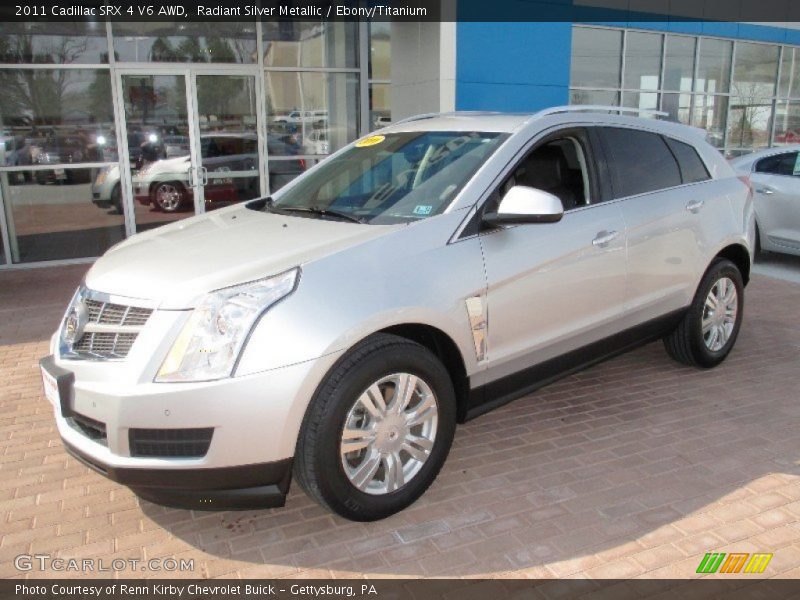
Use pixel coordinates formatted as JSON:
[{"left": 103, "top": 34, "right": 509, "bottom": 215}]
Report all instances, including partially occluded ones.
[{"left": 63, "top": 301, "right": 88, "bottom": 344}]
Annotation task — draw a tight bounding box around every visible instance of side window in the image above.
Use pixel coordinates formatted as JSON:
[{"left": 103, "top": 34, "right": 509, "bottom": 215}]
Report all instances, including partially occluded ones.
[
  {"left": 664, "top": 137, "right": 711, "bottom": 184},
  {"left": 600, "top": 127, "right": 682, "bottom": 198},
  {"left": 498, "top": 133, "right": 593, "bottom": 212},
  {"left": 755, "top": 152, "right": 799, "bottom": 176}
]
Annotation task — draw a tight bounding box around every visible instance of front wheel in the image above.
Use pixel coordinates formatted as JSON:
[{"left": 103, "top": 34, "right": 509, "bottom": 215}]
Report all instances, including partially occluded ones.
[
  {"left": 294, "top": 334, "right": 456, "bottom": 521},
  {"left": 663, "top": 258, "right": 744, "bottom": 368},
  {"left": 152, "top": 181, "right": 186, "bottom": 212}
]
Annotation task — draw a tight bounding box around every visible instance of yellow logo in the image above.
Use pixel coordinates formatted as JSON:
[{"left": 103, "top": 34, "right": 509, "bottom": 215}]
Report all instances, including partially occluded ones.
[{"left": 355, "top": 135, "right": 385, "bottom": 148}]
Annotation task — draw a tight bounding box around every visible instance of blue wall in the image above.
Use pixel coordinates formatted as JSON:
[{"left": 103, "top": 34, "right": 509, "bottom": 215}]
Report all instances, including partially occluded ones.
[
  {"left": 455, "top": 22, "right": 573, "bottom": 112},
  {"left": 454, "top": 1, "right": 800, "bottom": 112}
]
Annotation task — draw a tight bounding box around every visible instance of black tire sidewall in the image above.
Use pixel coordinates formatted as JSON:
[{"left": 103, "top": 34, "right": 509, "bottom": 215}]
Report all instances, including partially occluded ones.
[
  {"left": 688, "top": 260, "right": 744, "bottom": 368},
  {"left": 310, "top": 343, "right": 456, "bottom": 521}
]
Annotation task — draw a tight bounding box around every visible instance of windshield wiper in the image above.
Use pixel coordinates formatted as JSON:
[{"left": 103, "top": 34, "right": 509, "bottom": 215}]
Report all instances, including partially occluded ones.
[{"left": 274, "top": 206, "right": 365, "bottom": 224}]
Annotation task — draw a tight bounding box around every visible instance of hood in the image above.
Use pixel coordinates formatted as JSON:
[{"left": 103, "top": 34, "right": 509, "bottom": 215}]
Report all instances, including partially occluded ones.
[{"left": 85, "top": 205, "right": 395, "bottom": 308}]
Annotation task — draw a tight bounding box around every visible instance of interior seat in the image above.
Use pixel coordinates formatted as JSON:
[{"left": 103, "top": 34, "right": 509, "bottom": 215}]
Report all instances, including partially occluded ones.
[{"left": 513, "top": 146, "right": 578, "bottom": 210}]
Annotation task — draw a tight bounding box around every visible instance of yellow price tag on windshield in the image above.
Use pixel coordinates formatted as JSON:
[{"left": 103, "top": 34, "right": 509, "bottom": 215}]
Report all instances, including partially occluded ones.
[{"left": 355, "top": 135, "right": 385, "bottom": 148}]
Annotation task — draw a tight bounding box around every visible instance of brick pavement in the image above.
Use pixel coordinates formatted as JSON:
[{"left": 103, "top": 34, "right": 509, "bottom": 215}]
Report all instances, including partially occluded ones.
[{"left": 1, "top": 264, "right": 799, "bottom": 579}]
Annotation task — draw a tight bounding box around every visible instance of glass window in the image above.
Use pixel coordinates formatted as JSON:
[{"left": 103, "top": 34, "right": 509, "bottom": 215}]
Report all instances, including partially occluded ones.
[
  {"left": 600, "top": 127, "right": 682, "bottom": 197},
  {"left": 692, "top": 95, "right": 728, "bottom": 148},
  {"left": 263, "top": 21, "right": 357, "bottom": 69},
  {"left": 779, "top": 47, "right": 800, "bottom": 99},
  {"left": 663, "top": 35, "right": 696, "bottom": 92},
  {"left": 773, "top": 100, "right": 800, "bottom": 144},
  {"left": 112, "top": 22, "right": 257, "bottom": 63},
  {"left": 755, "top": 151, "right": 799, "bottom": 175},
  {"left": 1, "top": 168, "right": 125, "bottom": 263},
  {"left": 624, "top": 32, "right": 662, "bottom": 91},
  {"left": 727, "top": 94, "right": 773, "bottom": 150},
  {"left": 622, "top": 91, "right": 659, "bottom": 114},
  {"left": 695, "top": 38, "right": 732, "bottom": 94},
  {"left": 664, "top": 137, "right": 710, "bottom": 183},
  {"left": 662, "top": 92, "right": 692, "bottom": 125},
  {"left": 269, "top": 157, "right": 318, "bottom": 193},
  {"left": 0, "top": 69, "right": 115, "bottom": 165},
  {"left": 570, "top": 27, "right": 622, "bottom": 89},
  {"left": 0, "top": 22, "right": 109, "bottom": 64},
  {"left": 265, "top": 71, "right": 358, "bottom": 156},
  {"left": 732, "top": 42, "right": 779, "bottom": 98},
  {"left": 369, "top": 83, "right": 391, "bottom": 131},
  {"left": 569, "top": 89, "right": 619, "bottom": 106},
  {"left": 264, "top": 131, "right": 508, "bottom": 225},
  {"left": 369, "top": 22, "right": 391, "bottom": 80}
]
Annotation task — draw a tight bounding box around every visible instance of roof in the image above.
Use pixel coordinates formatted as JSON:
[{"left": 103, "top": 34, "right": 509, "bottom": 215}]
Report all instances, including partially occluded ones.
[{"left": 380, "top": 108, "right": 710, "bottom": 142}]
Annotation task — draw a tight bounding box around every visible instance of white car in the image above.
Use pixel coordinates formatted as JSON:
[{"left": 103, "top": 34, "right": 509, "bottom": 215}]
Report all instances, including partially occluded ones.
[
  {"left": 730, "top": 146, "right": 800, "bottom": 256},
  {"left": 42, "top": 107, "right": 753, "bottom": 521}
]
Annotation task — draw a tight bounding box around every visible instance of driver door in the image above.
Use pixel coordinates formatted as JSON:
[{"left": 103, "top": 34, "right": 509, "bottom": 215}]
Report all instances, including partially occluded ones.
[{"left": 477, "top": 127, "right": 628, "bottom": 390}]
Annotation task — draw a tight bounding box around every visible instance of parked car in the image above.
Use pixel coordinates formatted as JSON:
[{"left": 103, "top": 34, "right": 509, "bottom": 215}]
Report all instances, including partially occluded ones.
[
  {"left": 42, "top": 108, "right": 754, "bottom": 521},
  {"left": 34, "top": 136, "right": 98, "bottom": 184},
  {"left": 730, "top": 146, "right": 800, "bottom": 257},
  {"left": 90, "top": 164, "right": 122, "bottom": 213},
  {"left": 133, "top": 133, "right": 264, "bottom": 211}
]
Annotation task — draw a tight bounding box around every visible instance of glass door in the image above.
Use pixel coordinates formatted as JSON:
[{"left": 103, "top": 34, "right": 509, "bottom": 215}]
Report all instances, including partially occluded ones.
[
  {"left": 193, "top": 73, "right": 263, "bottom": 210},
  {"left": 116, "top": 68, "right": 263, "bottom": 234},
  {"left": 117, "top": 70, "right": 197, "bottom": 232}
]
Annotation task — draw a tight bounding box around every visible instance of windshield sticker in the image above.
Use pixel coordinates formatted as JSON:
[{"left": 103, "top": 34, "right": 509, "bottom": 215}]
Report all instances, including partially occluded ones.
[
  {"left": 413, "top": 205, "right": 433, "bottom": 216},
  {"left": 355, "top": 135, "right": 385, "bottom": 148}
]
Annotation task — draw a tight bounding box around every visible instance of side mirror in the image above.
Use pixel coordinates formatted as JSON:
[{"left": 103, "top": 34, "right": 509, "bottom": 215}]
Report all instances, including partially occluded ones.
[{"left": 482, "top": 186, "right": 564, "bottom": 226}]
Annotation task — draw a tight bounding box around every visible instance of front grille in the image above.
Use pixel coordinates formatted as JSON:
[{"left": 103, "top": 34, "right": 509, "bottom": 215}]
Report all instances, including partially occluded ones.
[
  {"left": 68, "top": 413, "right": 107, "bottom": 446},
  {"left": 129, "top": 428, "right": 214, "bottom": 458},
  {"left": 73, "top": 332, "right": 138, "bottom": 359},
  {"left": 84, "top": 299, "right": 152, "bottom": 327},
  {"left": 64, "top": 292, "right": 153, "bottom": 360}
]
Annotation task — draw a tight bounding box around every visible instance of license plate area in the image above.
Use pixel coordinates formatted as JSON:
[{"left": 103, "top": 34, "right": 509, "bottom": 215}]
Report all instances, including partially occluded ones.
[{"left": 39, "top": 356, "right": 75, "bottom": 418}]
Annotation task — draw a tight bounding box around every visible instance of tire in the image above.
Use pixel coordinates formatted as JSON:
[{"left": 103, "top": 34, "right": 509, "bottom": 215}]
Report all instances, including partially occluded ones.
[
  {"left": 294, "top": 333, "right": 457, "bottom": 521},
  {"left": 110, "top": 184, "right": 122, "bottom": 214},
  {"left": 152, "top": 181, "right": 186, "bottom": 212},
  {"left": 663, "top": 258, "right": 744, "bottom": 369}
]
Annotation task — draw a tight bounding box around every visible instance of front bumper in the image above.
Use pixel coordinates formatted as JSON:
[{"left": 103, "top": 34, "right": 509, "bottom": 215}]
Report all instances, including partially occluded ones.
[
  {"left": 41, "top": 345, "right": 340, "bottom": 510},
  {"left": 63, "top": 439, "right": 292, "bottom": 510}
]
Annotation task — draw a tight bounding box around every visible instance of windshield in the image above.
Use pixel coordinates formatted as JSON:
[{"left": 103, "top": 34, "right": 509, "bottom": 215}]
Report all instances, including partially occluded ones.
[{"left": 263, "top": 131, "right": 508, "bottom": 224}]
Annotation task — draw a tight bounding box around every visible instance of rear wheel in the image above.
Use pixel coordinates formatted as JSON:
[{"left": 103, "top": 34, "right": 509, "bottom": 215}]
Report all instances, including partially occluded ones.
[
  {"left": 294, "top": 334, "right": 456, "bottom": 521},
  {"left": 663, "top": 259, "right": 744, "bottom": 368}
]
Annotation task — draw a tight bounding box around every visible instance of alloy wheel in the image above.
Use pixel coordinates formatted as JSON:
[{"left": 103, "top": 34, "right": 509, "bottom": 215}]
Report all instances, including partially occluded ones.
[
  {"left": 702, "top": 276, "right": 738, "bottom": 352},
  {"left": 340, "top": 373, "right": 438, "bottom": 495}
]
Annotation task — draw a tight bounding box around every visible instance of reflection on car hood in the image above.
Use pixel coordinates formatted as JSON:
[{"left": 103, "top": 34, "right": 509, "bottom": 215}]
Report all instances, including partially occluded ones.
[{"left": 85, "top": 205, "right": 394, "bottom": 309}]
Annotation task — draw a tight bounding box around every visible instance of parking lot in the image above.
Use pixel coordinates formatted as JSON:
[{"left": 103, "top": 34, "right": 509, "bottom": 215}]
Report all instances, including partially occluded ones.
[{"left": 1, "top": 258, "right": 799, "bottom": 579}]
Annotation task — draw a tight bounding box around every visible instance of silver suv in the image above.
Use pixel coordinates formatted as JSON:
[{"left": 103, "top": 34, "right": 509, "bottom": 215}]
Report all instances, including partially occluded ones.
[{"left": 41, "top": 107, "right": 755, "bottom": 521}]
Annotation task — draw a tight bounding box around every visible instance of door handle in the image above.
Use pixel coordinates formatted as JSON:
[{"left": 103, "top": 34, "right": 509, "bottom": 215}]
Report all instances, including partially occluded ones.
[
  {"left": 686, "top": 199, "right": 705, "bottom": 213},
  {"left": 200, "top": 166, "right": 209, "bottom": 186},
  {"left": 592, "top": 230, "right": 620, "bottom": 247},
  {"left": 755, "top": 187, "right": 774, "bottom": 195},
  {"left": 186, "top": 166, "right": 195, "bottom": 188}
]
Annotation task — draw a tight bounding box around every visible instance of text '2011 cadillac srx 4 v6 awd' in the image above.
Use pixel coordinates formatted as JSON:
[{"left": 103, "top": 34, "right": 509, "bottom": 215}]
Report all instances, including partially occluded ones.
[{"left": 42, "top": 107, "right": 755, "bottom": 521}]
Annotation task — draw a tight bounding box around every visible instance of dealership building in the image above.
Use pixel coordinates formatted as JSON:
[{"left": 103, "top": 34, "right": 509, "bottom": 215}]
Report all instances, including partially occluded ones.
[{"left": 2, "top": 4, "right": 800, "bottom": 268}]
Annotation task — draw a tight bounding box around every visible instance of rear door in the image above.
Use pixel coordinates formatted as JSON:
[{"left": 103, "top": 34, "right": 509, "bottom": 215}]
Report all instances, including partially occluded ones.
[
  {"left": 598, "top": 127, "right": 716, "bottom": 326},
  {"left": 751, "top": 151, "right": 800, "bottom": 252}
]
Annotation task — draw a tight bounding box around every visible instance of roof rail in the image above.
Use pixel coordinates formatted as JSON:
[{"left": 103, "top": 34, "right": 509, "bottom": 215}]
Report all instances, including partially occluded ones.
[
  {"left": 533, "top": 105, "right": 669, "bottom": 118},
  {"left": 390, "top": 110, "right": 506, "bottom": 126}
]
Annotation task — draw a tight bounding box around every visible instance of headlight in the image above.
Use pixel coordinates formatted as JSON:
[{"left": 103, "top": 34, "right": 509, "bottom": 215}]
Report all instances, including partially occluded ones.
[
  {"left": 156, "top": 268, "right": 300, "bottom": 383},
  {"left": 94, "top": 169, "right": 108, "bottom": 185}
]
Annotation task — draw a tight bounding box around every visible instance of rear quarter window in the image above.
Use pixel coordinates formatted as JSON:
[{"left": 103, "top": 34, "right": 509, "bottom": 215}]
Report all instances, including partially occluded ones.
[
  {"left": 755, "top": 152, "right": 800, "bottom": 176},
  {"left": 600, "top": 127, "right": 682, "bottom": 198},
  {"left": 664, "top": 137, "right": 711, "bottom": 184}
]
